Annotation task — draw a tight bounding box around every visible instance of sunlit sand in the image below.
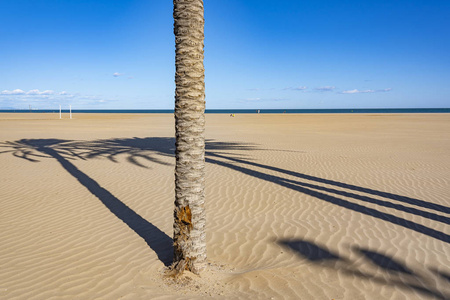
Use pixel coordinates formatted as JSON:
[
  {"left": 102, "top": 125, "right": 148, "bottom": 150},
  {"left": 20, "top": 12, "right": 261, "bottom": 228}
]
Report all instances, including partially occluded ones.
[{"left": 0, "top": 113, "right": 449, "bottom": 299}]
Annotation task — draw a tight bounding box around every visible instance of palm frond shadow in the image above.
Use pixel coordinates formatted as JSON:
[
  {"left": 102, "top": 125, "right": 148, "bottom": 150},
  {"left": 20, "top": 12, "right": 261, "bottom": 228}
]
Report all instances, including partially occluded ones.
[
  {"left": 279, "top": 239, "right": 449, "bottom": 299},
  {"left": 206, "top": 153, "right": 450, "bottom": 243},
  {"left": 0, "top": 137, "right": 257, "bottom": 266},
  {"left": 1, "top": 137, "right": 449, "bottom": 265}
]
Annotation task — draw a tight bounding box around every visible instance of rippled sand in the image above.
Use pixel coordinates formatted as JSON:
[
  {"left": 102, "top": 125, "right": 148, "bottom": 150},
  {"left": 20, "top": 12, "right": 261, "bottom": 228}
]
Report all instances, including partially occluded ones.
[{"left": 0, "top": 113, "right": 449, "bottom": 299}]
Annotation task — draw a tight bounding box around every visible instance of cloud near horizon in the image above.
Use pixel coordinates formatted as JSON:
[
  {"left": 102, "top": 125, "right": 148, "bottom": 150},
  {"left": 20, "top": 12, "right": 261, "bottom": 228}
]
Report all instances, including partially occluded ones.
[
  {"left": 0, "top": 89, "right": 111, "bottom": 109},
  {"left": 284, "top": 86, "right": 308, "bottom": 91},
  {"left": 341, "top": 88, "right": 392, "bottom": 94},
  {"left": 1, "top": 89, "right": 67, "bottom": 96},
  {"left": 314, "top": 86, "right": 336, "bottom": 91}
]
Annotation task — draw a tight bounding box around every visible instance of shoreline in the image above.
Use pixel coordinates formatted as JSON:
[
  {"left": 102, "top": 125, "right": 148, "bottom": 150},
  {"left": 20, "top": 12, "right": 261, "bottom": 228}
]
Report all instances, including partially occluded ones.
[{"left": 1, "top": 107, "right": 449, "bottom": 115}]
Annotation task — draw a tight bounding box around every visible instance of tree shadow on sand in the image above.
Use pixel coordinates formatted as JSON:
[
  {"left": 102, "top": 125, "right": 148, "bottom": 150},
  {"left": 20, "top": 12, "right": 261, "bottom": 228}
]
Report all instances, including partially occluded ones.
[
  {"left": 0, "top": 137, "right": 256, "bottom": 267},
  {"left": 1, "top": 138, "right": 174, "bottom": 266},
  {"left": 205, "top": 152, "right": 450, "bottom": 243},
  {"left": 1, "top": 137, "right": 449, "bottom": 265},
  {"left": 279, "top": 239, "right": 449, "bottom": 299}
]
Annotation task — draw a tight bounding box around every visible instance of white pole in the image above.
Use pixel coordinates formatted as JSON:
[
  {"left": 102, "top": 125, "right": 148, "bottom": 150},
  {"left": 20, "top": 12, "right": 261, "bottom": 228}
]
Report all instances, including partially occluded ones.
[
  {"left": 59, "top": 105, "right": 61, "bottom": 119},
  {"left": 70, "top": 105, "right": 72, "bottom": 119}
]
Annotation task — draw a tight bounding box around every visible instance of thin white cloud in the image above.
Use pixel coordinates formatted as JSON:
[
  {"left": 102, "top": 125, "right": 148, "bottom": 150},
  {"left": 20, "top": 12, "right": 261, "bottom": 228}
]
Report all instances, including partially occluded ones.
[
  {"left": 113, "top": 72, "right": 123, "bottom": 77},
  {"left": 26, "top": 89, "right": 55, "bottom": 95},
  {"left": 0, "top": 88, "right": 117, "bottom": 109},
  {"left": 1, "top": 89, "right": 26, "bottom": 95},
  {"left": 1, "top": 90, "right": 70, "bottom": 107},
  {"left": 1, "top": 89, "right": 60, "bottom": 95},
  {"left": 25, "top": 89, "right": 41, "bottom": 95},
  {"left": 341, "top": 88, "right": 392, "bottom": 94},
  {"left": 314, "top": 86, "right": 336, "bottom": 91},
  {"left": 40, "top": 90, "right": 55, "bottom": 95},
  {"left": 244, "top": 98, "right": 261, "bottom": 101},
  {"left": 284, "top": 86, "right": 308, "bottom": 91},
  {"left": 342, "top": 89, "right": 373, "bottom": 94}
]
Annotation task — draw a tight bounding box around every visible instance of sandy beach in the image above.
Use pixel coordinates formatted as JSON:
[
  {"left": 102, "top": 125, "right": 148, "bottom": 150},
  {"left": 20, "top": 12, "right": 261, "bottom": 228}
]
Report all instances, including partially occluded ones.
[{"left": 0, "top": 112, "right": 449, "bottom": 299}]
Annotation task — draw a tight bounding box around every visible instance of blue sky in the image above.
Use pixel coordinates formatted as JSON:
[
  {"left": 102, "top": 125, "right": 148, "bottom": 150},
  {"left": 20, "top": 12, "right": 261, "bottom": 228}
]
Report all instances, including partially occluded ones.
[{"left": 1, "top": 0, "right": 449, "bottom": 109}]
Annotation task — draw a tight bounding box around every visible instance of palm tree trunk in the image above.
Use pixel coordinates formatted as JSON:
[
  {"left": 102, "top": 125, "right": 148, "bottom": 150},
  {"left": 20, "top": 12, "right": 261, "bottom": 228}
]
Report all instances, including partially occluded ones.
[{"left": 172, "top": 0, "right": 206, "bottom": 275}]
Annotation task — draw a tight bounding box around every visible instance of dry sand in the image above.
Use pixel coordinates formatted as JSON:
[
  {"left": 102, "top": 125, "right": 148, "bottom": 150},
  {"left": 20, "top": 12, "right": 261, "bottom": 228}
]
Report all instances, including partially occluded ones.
[{"left": 0, "top": 113, "right": 449, "bottom": 299}]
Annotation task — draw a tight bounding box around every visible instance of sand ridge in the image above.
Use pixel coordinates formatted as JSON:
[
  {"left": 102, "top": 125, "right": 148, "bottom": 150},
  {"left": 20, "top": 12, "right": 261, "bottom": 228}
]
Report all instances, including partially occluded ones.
[{"left": 0, "top": 113, "right": 449, "bottom": 299}]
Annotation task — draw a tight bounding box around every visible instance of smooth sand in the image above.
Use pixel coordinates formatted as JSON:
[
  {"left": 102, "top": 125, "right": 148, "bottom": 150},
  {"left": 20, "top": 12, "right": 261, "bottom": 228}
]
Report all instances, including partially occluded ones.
[{"left": 0, "top": 113, "right": 449, "bottom": 299}]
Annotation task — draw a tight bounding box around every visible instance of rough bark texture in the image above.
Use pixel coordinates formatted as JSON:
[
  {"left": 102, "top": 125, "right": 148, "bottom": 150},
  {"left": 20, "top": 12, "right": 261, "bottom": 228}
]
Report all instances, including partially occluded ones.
[{"left": 172, "top": 0, "right": 206, "bottom": 275}]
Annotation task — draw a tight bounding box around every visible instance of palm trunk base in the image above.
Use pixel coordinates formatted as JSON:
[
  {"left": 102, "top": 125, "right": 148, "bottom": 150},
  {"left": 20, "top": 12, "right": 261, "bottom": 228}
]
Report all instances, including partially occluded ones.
[{"left": 169, "top": 258, "right": 198, "bottom": 277}]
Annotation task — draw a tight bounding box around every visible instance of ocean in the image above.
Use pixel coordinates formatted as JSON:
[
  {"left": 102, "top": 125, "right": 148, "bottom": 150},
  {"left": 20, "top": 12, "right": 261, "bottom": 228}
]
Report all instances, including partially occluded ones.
[{"left": 0, "top": 108, "right": 449, "bottom": 114}]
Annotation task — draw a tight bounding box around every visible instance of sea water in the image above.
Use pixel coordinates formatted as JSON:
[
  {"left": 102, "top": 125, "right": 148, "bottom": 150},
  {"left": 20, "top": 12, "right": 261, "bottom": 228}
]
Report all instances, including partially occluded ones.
[{"left": 1, "top": 108, "right": 449, "bottom": 114}]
